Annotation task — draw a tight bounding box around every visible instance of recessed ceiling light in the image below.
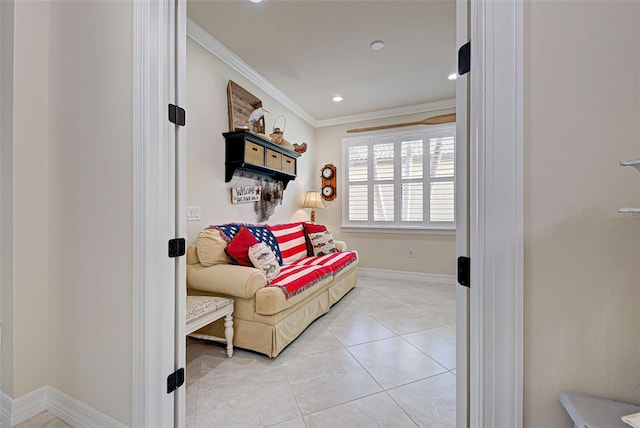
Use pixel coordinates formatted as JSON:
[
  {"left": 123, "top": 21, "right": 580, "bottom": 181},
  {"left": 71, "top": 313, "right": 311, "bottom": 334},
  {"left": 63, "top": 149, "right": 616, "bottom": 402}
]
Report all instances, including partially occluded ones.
[
  {"left": 448, "top": 73, "right": 458, "bottom": 81},
  {"left": 332, "top": 95, "right": 344, "bottom": 103},
  {"left": 370, "top": 40, "right": 385, "bottom": 52},
  {"left": 249, "top": 0, "right": 264, "bottom": 3}
]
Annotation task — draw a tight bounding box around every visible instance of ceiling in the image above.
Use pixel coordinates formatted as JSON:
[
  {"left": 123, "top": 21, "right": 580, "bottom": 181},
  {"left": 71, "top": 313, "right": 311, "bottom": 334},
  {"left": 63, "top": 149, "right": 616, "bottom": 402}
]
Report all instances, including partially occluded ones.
[{"left": 187, "top": 0, "right": 457, "bottom": 123}]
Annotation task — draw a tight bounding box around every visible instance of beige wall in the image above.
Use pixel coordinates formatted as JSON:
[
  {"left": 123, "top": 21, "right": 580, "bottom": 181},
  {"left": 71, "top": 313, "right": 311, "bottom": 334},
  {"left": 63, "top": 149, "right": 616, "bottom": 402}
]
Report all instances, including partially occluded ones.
[
  {"left": 47, "top": 1, "right": 133, "bottom": 424},
  {"left": 524, "top": 1, "right": 640, "bottom": 426},
  {"left": 186, "top": 38, "right": 316, "bottom": 242},
  {"left": 0, "top": 0, "right": 15, "bottom": 396},
  {"left": 314, "top": 109, "right": 456, "bottom": 275},
  {"left": 1, "top": 3, "right": 134, "bottom": 422},
  {"left": 10, "top": 0, "right": 50, "bottom": 398}
]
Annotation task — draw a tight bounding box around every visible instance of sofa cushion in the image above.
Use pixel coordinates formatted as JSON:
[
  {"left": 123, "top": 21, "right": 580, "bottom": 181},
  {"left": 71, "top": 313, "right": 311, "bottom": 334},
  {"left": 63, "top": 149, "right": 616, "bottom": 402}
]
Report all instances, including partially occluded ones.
[
  {"left": 248, "top": 242, "right": 280, "bottom": 282},
  {"left": 303, "top": 222, "right": 327, "bottom": 255},
  {"left": 215, "top": 224, "right": 283, "bottom": 265},
  {"left": 268, "top": 222, "right": 308, "bottom": 265},
  {"left": 196, "top": 229, "right": 233, "bottom": 267},
  {"left": 254, "top": 266, "right": 358, "bottom": 321},
  {"left": 225, "top": 227, "right": 259, "bottom": 266},
  {"left": 186, "top": 263, "right": 267, "bottom": 299},
  {"left": 269, "top": 263, "right": 332, "bottom": 298},
  {"left": 308, "top": 230, "right": 338, "bottom": 257},
  {"left": 254, "top": 276, "right": 332, "bottom": 317},
  {"left": 292, "top": 251, "right": 359, "bottom": 276}
]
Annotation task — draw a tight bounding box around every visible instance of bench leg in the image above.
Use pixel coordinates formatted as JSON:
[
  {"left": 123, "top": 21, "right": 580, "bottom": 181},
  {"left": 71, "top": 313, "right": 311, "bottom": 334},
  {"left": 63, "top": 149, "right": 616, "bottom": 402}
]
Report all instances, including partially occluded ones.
[{"left": 224, "top": 313, "right": 234, "bottom": 358}]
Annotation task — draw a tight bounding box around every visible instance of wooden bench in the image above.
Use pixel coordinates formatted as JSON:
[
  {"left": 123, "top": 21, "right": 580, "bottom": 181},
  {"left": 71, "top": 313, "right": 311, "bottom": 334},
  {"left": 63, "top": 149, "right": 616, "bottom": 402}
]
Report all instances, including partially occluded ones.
[{"left": 186, "top": 296, "right": 234, "bottom": 357}]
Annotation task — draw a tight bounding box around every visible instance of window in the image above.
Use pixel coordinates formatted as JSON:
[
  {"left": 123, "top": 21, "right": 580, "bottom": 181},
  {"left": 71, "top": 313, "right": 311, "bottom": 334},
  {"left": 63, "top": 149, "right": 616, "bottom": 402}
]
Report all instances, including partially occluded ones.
[{"left": 342, "top": 126, "right": 455, "bottom": 230}]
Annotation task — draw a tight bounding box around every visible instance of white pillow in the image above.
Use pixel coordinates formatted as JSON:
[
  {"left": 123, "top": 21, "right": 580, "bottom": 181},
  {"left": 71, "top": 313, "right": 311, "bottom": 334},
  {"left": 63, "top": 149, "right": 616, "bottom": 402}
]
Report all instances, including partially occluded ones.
[
  {"left": 308, "top": 230, "right": 338, "bottom": 257},
  {"left": 248, "top": 242, "right": 280, "bottom": 282}
]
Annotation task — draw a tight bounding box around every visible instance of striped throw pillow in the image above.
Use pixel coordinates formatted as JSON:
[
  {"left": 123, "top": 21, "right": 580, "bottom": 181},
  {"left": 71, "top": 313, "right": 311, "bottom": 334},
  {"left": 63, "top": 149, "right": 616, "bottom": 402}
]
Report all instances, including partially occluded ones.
[{"left": 268, "top": 222, "right": 308, "bottom": 265}]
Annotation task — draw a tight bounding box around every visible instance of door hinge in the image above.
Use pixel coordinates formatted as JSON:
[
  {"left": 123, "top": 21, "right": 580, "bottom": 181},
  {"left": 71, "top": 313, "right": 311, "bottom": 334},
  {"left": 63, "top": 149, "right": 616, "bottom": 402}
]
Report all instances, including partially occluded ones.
[
  {"left": 458, "top": 41, "right": 471, "bottom": 76},
  {"left": 168, "top": 238, "right": 186, "bottom": 258},
  {"left": 168, "top": 104, "right": 186, "bottom": 126},
  {"left": 457, "top": 256, "right": 470, "bottom": 288},
  {"left": 167, "top": 368, "right": 185, "bottom": 394}
]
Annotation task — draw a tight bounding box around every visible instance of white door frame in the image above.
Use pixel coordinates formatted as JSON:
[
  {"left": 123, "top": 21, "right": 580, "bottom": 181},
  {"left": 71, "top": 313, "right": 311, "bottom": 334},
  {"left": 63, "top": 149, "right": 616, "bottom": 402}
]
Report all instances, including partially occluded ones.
[
  {"left": 132, "top": 0, "right": 179, "bottom": 426},
  {"left": 173, "top": 0, "right": 188, "bottom": 425},
  {"left": 455, "top": 0, "right": 470, "bottom": 425},
  {"left": 131, "top": 0, "right": 525, "bottom": 425},
  {"left": 469, "top": 0, "right": 524, "bottom": 427}
]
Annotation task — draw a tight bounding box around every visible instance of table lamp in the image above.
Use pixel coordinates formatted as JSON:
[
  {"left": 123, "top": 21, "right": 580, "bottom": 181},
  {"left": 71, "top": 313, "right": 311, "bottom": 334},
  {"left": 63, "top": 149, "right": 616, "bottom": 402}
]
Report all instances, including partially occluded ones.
[{"left": 302, "top": 191, "right": 324, "bottom": 223}]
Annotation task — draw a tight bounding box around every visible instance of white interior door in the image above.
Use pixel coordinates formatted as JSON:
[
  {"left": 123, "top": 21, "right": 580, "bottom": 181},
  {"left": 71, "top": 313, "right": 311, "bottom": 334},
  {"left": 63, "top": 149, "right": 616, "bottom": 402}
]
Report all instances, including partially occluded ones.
[{"left": 455, "top": 0, "right": 470, "bottom": 426}]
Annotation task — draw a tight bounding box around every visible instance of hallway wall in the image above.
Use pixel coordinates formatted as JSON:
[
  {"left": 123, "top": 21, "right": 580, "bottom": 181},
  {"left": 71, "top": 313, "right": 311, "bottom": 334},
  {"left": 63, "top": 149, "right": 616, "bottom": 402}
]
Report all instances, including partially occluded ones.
[{"left": 524, "top": 2, "right": 640, "bottom": 426}]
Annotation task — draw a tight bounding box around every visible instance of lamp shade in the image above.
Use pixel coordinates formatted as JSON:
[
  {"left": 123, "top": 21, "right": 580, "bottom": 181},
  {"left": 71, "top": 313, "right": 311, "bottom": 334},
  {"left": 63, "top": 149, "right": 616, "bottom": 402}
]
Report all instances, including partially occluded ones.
[{"left": 302, "top": 191, "right": 325, "bottom": 209}]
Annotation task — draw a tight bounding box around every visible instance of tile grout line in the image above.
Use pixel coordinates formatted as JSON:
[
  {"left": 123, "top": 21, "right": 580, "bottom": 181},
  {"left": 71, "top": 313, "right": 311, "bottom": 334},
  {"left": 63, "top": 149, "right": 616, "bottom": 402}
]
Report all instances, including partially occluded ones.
[
  {"left": 397, "top": 333, "right": 452, "bottom": 373},
  {"left": 272, "top": 363, "right": 308, "bottom": 428},
  {"left": 383, "top": 390, "right": 421, "bottom": 428},
  {"left": 187, "top": 276, "right": 456, "bottom": 425}
]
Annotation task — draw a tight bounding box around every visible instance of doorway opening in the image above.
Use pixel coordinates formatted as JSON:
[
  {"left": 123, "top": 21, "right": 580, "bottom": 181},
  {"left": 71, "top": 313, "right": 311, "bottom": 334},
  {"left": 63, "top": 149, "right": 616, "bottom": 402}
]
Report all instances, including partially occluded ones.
[{"left": 179, "top": 1, "right": 466, "bottom": 423}]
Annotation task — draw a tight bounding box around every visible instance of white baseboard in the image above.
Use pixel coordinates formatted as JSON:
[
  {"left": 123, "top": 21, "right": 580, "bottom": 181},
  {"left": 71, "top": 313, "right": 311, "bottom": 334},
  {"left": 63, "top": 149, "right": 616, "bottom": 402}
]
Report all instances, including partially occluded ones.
[
  {"left": 357, "top": 267, "right": 456, "bottom": 285},
  {"left": 0, "top": 391, "right": 11, "bottom": 428},
  {"left": 47, "top": 386, "right": 126, "bottom": 428},
  {"left": 8, "top": 386, "right": 47, "bottom": 426},
  {"left": 0, "top": 386, "right": 125, "bottom": 427}
]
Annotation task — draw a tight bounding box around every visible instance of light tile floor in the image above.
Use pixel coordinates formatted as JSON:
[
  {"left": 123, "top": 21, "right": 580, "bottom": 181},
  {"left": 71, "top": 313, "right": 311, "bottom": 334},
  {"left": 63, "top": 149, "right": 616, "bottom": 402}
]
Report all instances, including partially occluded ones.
[
  {"left": 187, "top": 275, "right": 457, "bottom": 428},
  {"left": 14, "top": 411, "right": 71, "bottom": 428}
]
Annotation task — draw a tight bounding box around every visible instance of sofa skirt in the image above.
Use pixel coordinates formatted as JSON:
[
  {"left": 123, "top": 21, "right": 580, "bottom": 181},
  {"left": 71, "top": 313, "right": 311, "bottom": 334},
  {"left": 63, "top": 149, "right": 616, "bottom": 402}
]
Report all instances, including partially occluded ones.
[{"left": 190, "top": 268, "right": 358, "bottom": 358}]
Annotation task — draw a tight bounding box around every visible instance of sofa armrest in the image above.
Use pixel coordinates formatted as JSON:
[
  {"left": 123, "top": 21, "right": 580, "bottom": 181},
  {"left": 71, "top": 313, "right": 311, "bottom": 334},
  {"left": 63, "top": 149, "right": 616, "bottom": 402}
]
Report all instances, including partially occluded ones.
[
  {"left": 335, "top": 240, "right": 348, "bottom": 251},
  {"left": 187, "top": 263, "right": 267, "bottom": 299}
]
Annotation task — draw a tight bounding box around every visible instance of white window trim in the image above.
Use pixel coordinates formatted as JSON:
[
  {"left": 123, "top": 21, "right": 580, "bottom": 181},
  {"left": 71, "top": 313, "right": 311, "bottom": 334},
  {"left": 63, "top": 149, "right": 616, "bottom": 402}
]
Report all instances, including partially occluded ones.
[
  {"left": 341, "top": 226, "right": 455, "bottom": 236},
  {"left": 341, "top": 124, "right": 456, "bottom": 231}
]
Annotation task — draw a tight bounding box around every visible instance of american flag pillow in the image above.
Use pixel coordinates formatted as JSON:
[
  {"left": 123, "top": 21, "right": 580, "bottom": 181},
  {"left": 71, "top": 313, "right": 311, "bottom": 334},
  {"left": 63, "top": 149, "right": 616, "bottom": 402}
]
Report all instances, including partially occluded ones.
[
  {"left": 268, "top": 222, "right": 308, "bottom": 265},
  {"left": 213, "top": 224, "right": 283, "bottom": 265}
]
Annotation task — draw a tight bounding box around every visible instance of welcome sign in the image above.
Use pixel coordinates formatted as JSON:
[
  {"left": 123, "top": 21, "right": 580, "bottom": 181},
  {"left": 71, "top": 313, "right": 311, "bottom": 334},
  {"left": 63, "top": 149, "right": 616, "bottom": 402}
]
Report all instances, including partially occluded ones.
[{"left": 231, "top": 186, "right": 262, "bottom": 204}]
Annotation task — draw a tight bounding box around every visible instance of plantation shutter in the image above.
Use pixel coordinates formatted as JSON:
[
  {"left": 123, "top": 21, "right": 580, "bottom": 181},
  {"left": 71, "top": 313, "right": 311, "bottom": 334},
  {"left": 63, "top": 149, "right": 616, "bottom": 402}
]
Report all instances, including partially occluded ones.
[
  {"left": 401, "top": 138, "right": 424, "bottom": 222},
  {"left": 347, "top": 145, "right": 368, "bottom": 221},
  {"left": 429, "top": 135, "right": 455, "bottom": 222},
  {"left": 343, "top": 127, "right": 455, "bottom": 229},
  {"left": 373, "top": 140, "right": 394, "bottom": 221}
]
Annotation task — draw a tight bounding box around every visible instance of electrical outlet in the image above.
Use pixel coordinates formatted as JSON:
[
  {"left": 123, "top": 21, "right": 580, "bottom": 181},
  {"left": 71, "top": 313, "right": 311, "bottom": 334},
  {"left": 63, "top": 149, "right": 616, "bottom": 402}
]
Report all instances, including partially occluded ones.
[
  {"left": 186, "top": 206, "right": 200, "bottom": 221},
  {"left": 409, "top": 247, "right": 414, "bottom": 258}
]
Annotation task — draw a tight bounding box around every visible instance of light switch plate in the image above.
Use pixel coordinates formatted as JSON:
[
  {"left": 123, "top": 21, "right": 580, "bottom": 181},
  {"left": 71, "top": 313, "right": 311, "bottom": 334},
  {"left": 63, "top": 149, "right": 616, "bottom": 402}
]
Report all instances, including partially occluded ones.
[{"left": 186, "top": 206, "right": 200, "bottom": 221}]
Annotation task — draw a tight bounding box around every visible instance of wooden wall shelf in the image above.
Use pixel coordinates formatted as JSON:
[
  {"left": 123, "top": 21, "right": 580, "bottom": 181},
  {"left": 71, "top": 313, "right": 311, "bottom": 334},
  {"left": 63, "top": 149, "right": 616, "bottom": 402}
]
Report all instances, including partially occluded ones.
[{"left": 224, "top": 130, "right": 301, "bottom": 189}]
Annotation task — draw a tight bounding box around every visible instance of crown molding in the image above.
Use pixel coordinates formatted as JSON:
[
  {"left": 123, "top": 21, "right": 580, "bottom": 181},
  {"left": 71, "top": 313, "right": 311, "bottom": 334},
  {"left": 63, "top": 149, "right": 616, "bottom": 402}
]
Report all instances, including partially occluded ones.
[
  {"left": 315, "top": 98, "right": 456, "bottom": 128},
  {"left": 187, "top": 18, "right": 455, "bottom": 129},
  {"left": 187, "top": 18, "right": 317, "bottom": 127}
]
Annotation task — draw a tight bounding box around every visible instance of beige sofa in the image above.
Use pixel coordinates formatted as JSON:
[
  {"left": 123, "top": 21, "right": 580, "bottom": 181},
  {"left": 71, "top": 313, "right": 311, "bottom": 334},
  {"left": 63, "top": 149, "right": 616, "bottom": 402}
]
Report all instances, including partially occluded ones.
[{"left": 186, "top": 240, "right": 358, "bottom": 358}]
